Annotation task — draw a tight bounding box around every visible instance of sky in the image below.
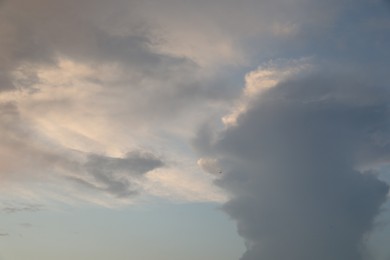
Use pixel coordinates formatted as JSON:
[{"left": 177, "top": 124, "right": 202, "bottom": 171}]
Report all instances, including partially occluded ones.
[{"left": 1, "top": 0, "right": 390, "bottom": 259}]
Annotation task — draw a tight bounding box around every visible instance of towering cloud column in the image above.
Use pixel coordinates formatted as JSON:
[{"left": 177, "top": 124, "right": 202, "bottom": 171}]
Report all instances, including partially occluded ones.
[{"left": 201, "top": 74, "right": 390, "bottom": 260}]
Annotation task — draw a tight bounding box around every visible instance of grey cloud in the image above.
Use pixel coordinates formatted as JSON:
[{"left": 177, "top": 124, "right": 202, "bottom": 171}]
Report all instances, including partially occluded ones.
[
  {"left": 0, "top": 0, "right": 219, "bottom": 204},
  {"left": 19, "top": 223, "right": 33, "bottom": 228},
  {"left": 0, "top": 72, "right": 14, "bottom": 91},
  {"left": 0, "top": 98, "right": 166, "bottom": 201},
  {"left": 68, "top": 151, "right": 164, "bottom": 198},
  {"left": 0, "top": 233, "right": 9, "bottom": 237},
  {"left": 200, "top": 74, "right": 390, "bottom": 260},
  {"left": 1, "top": 0, "right": 389, "bottom": 212},
  {"left": 0, "top": 102, "right": 85, "bottom": 179},
  {"left": 85, "top": 151, "right": 165, "bottom": 176},
  {"left": 0, "top": 0, "right": 231, "bottom": 130},
  {"left": 0, "top": 0, "right": 193, "bottom": 90},
  {"left": 92, "top": 31, "right": 189, "bottom": 73},
  {"left": 1, "top": 0, "right": 389, "bottom": 90},
  {"left": 225, "top": 0, "right": 390, "bottom": 74},
  {"left": 1, "top": 203, "right": 44, "bottom": 214}
]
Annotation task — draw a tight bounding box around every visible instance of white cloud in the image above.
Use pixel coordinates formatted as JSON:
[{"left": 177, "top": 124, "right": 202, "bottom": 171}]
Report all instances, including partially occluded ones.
[
  {"left": 197, "top": 157, "right": 221, "bottom": 176},
  {"left": 223, "top": 58, "right": 312, "bottom": 126}
]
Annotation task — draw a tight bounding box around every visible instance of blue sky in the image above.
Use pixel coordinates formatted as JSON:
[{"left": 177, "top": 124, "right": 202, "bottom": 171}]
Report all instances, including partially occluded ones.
[
  {"left": 1, "top": 0, "right": 390, "bottom": 259},
  {"left": 0, "top": 203, "right": 244, "bottom": 260}
]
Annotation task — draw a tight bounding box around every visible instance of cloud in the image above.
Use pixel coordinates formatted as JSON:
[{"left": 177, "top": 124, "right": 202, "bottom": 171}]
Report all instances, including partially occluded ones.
[
  {"left": 197, "top": 157, "right": 221, "bottom": 176},
  {"left": 197, "top": 70, "right": 390, "bottom": 260},
  {"left": 0, "top": 0, "right": 231, "bottom": 205},
  {"left": 0, "top": 102, "right": 76, "bottom": 181},
  {"left": 1, "top": 202, "right": 44, "bottom": 214},
  {"left": 1, "top": 0, "right": 390, "bottom": 211},
  {"left": 0, "top": 1, "right": 389, "bottom": 260},
  {"left": 222, "top": 58, "right": 313, "bottom": 126},
  {"left": 67, "top": 151, "right": 164, "bottom": 198},
  {"left": 136, "top": 0, "right": 352, "bottom": 67},
  {"left": 19, "top": 223, "right": 33, "bottom": 228}
]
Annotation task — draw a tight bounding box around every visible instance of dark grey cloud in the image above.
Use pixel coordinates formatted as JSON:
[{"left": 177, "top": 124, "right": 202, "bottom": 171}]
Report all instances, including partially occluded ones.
[
  {"left": 199, "top": 74, "right": 390, "bottom": 260},
  {"left": 68, "top": 151, "right": 164, "bottom": 198}
]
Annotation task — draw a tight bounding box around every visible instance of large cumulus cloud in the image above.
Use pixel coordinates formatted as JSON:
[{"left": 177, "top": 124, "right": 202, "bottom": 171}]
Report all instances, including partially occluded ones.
[
  {"left": 197, "top": 71, "right": 390, "bottom": 260},
  {"left": 191, "top": 1, "right": 390, "bottom": 258}
]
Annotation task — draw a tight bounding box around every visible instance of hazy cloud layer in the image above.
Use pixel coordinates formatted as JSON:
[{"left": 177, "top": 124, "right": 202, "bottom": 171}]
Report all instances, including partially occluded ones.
[{"left": 0, "top": 0, "right": 230, "bottom": 205}]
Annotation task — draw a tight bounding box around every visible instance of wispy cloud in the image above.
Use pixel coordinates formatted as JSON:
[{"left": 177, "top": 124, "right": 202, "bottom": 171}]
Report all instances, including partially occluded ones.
[
  {"left": 0, "top": 0, "right": 227, "bottom": 205},
  {"left": 1, "top": 203, "right": 44, "bottom": 214},
  {"left": 67, "top": 151, "right": 164, "bottom": 198}
]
